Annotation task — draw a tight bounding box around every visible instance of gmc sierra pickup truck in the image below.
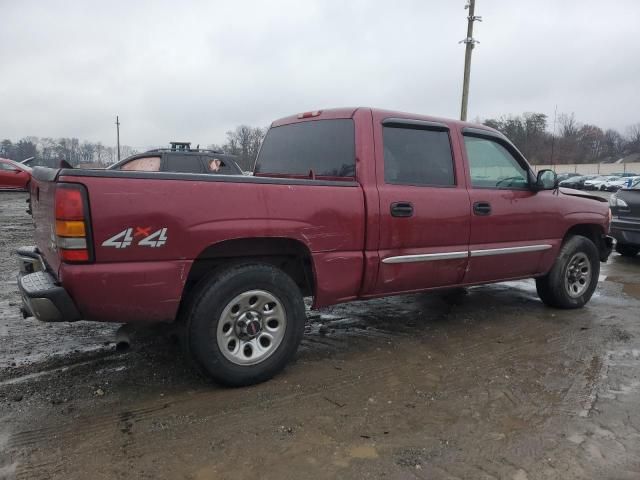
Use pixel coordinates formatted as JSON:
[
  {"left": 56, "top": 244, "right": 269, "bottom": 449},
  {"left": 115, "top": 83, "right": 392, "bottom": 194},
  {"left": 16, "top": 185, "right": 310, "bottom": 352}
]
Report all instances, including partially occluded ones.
[{"left": 18, "top": 107, "right": 613, "bottom": 386}]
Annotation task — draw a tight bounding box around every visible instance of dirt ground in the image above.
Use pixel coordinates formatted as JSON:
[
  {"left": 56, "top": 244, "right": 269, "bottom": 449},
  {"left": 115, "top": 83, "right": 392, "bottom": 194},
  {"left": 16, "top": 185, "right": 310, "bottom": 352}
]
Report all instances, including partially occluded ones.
[{"left": 1, "top": 191, "right": 639, "bottom": 480}]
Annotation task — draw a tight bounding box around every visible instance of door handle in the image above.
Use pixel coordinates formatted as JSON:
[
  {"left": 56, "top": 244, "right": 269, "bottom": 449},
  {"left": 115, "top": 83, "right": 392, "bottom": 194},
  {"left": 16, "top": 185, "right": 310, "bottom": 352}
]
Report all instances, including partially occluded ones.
[
  {"left": 473, "top": 201, "right": 491, "bottom": 216},
  {"left": 390, "top": 202, "right": 414, "bottom": 217}
]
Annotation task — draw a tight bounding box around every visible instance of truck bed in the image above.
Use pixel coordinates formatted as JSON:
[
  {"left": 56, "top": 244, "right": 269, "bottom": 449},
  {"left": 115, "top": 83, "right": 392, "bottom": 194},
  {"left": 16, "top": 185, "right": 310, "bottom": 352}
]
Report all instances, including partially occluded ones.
[{"left": 29, "top": 167, "right": 367, "bottom": 322}]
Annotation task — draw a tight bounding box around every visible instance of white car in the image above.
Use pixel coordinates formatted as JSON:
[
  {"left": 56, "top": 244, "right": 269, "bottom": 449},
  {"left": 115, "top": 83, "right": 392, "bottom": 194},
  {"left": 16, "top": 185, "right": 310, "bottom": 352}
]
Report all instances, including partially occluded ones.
[
  {"left": 583, "top": 175, "right": 620, "bottom": 191},
  {"left": 605, "top": 176, "right": 640, "bottom": 191}
]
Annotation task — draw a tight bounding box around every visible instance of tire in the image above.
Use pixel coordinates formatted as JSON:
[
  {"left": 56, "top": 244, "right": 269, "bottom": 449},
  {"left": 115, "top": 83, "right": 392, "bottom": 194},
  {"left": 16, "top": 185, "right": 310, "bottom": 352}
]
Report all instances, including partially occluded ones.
[
  {"left": 616, "top": 243, "right": 639, "bottom": 257},
  {"left": 183, "top": 263, "right": 306, "bottom": 386},
  {"left": 536, "top": 235, "right": 600, "bottom": 309}
]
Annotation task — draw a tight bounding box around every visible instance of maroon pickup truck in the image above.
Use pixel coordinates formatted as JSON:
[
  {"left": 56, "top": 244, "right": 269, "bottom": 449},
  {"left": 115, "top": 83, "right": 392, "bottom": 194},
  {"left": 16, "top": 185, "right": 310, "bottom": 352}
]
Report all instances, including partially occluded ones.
[{"left": 18, "top": 108, "right": 613, "bottom": 386}]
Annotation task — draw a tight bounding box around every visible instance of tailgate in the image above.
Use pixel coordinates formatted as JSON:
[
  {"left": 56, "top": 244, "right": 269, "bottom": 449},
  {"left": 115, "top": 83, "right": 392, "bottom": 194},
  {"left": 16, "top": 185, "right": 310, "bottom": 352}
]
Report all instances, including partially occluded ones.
[{"left": 30, "top": 167, "right": 63, "bottom": 274}]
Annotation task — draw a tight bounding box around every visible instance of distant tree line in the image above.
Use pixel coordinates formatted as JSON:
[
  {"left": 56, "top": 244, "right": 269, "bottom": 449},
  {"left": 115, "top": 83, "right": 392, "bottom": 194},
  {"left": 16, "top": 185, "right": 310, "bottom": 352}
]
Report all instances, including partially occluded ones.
[
  {"left": 0, "top": 137, "right": 138, "bottom": 167},
  {"left": 482, "top": 113, "right": 640, "bottom": 165},
  {"left": 0, "top": 126, "right": 267, "bottom": 171},
  {"left": 3, "top": 115, "right": 639, "bottom": 169}
]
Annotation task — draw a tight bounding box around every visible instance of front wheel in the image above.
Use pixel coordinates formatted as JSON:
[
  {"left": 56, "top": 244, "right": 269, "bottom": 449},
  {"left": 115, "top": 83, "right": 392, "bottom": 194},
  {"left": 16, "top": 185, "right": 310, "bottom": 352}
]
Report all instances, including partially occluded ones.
[
  {"left": 183, "top": 263, "right": 306, "bottom": 386},
  {"left": 536, "top": 235, "right": 600, "bottom": 309}
]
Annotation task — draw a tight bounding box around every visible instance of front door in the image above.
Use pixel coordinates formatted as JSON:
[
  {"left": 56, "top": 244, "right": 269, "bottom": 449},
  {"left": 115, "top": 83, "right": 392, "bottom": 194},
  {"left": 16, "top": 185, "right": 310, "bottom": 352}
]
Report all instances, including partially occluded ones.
[
  {"left": 460, "top": 130, "right": 563, "bottom": 284},
  {"left": 372, "top": 117, "right": 471, "bottom": 295}
]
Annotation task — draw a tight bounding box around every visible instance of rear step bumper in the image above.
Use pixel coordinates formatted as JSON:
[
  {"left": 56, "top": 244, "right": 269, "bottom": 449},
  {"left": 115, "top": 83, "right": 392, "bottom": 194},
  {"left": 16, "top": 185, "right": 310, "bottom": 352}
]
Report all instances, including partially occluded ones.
[{"left": 16, "top": 246, "right": 81, "bottom": 322}]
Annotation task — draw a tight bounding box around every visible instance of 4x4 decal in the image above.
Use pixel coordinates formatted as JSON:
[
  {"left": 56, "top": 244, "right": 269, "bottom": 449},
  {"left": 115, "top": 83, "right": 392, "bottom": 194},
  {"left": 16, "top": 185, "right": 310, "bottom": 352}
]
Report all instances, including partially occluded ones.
[{"left": 102, "top": 227, "right": 168, "bottom": 249}]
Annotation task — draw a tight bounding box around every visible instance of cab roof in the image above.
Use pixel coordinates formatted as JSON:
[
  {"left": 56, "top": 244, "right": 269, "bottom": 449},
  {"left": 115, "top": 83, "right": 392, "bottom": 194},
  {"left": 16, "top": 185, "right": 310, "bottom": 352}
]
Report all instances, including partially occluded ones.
[{"left": 270, "top": 107, "right": 500, "bottom": 136}]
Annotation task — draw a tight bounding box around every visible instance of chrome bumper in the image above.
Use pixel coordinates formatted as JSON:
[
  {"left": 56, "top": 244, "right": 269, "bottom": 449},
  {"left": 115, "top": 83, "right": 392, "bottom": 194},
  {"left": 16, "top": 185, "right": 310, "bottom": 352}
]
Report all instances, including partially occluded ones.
[{"left": 16, "top": 246, "right": 81, "bottom": 322}]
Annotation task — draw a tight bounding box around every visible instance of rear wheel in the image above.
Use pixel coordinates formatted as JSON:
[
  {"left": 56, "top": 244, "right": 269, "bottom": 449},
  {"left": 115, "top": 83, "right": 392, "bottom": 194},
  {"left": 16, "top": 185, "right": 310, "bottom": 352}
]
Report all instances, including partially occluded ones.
[
  {"left": 536, "top": 235, "right": 600, "bottom": 309},
  {"left": 183, "top": 263, "right": 306, "bottom": 386},
  {"left": 616, "top": 243, "right": 639, "bottom": 257}
]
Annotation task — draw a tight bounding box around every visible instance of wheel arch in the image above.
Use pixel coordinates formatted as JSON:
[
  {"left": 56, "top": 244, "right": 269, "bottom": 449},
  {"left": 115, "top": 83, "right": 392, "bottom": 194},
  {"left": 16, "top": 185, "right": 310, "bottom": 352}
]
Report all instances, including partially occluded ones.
[
  {"left": 180, "top": 237, "right": 316, "bottom": 314},
  {"left": 562, "top": 223, "right": 609, "bottom": 262}
]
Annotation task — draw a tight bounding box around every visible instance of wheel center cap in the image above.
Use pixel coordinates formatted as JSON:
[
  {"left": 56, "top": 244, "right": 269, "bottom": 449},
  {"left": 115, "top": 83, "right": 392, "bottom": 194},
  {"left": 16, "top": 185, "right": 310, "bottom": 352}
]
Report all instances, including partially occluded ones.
[
  {"left": 246, "top": 319, "right": 261, "bottom": 336},
  {"left": 238, "top": 311, "right": 262, "bottom": 338}
]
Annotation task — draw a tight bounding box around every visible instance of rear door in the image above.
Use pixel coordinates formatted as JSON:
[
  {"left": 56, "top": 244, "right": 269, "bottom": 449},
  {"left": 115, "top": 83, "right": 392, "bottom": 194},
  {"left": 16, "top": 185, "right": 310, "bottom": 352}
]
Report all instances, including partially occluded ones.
[
  {"left": 372, "top": 116, "right": 471, "bottom": 295},
  {"left": 460, "top": 128, "right": 562, "bottom": 283}
]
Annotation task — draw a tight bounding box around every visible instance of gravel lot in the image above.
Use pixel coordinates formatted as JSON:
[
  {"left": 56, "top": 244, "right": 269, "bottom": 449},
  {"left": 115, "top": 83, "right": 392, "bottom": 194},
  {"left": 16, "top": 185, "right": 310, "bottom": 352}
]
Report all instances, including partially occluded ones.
[{"left": 1, "top": 191, "right": 639, "bottom": 479}]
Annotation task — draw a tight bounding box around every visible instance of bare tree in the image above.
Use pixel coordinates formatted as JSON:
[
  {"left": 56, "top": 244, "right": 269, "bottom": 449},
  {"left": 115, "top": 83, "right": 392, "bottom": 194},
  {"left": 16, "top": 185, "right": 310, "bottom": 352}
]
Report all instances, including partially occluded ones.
[
  {"left": 224, "top": 125, "right": 266, "bottom": 170},
  {"left": 626, "top": 124, "right": 640, "bottom": 154},
  {"left": 603, "top": 129, "right": 624, "bottom": 158},
  {"left": 558, "top": 113, "right": 579, "bottom": 139}
]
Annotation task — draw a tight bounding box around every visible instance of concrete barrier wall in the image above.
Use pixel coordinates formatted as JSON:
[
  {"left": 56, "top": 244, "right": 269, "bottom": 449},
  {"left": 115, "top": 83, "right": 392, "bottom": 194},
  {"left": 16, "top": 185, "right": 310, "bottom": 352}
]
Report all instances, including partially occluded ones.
[{"left": 532, "top": 163, "right": 640, "bottom": 175}]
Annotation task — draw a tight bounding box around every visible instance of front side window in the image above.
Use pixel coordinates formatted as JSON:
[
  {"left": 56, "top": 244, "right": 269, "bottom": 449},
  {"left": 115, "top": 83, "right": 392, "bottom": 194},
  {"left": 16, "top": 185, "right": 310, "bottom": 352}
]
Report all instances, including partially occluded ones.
[
  {"left": 255, "top": 119, "right": 355, "bottom": 178},
  {"left": 203, "top": 156, "right": 242, "bottom": 175},
  {"left": 464, "top": 136, "right": 529, "bottom": 189},
  {"left": 383, "top": 127, "right": 455, "bottom": 186},
  {"left": 120, "top": 156, "right": 161, "bottom": 172}
]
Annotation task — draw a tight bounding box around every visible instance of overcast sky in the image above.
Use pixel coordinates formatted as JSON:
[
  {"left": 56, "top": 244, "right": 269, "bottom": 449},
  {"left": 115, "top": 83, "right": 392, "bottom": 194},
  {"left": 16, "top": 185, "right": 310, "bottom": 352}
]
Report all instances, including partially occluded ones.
[{"left": 1, "top": 0, "right": 639, "bottom": 148}]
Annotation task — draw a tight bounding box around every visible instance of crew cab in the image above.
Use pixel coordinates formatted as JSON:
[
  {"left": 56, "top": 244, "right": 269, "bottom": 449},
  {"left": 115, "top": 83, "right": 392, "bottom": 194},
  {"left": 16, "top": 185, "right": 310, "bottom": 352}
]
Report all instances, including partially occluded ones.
[{"left": 18, "top": 108, "right": 613, "bottom": 386}]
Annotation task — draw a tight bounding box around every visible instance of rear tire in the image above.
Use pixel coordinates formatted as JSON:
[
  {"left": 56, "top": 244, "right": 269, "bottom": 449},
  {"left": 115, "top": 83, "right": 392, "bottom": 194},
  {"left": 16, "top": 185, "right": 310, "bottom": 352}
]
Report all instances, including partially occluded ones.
[
  {"left": 616, "top": 243, "right": 639, "bottom": 257},
  {"left": 183, "top": 263, "right": 306, "bottom": 386},
  {"left": 536, "top": 235, "right": 600, "bottom": 309}
]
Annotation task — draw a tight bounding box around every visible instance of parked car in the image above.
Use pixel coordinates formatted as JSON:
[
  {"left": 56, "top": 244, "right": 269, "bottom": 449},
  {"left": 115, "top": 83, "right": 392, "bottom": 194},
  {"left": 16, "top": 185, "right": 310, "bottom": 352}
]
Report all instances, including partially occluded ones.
[
  {"left": 604, "top": 176, "right": 640, "bottom": 192},
  {"left": 0, "top": 157, "right": 32, "bottom": 191},
  {"left": 108, "top": 145, "right": 243, "bottom": 176},
  {"left": 609, "top": 178, "right": 640, "bottom": 257},
  {"left": 556, "top": 173, "right": 581, "bottom": 183},
  {"left": 19, "top": 107, "right": 613, "bottom": 386},
  {"left": 559, "top": 175, "right": 599, "bottom": 190},
  {"left": 583, "top": 175, "right": 620, "bottom": 191}
]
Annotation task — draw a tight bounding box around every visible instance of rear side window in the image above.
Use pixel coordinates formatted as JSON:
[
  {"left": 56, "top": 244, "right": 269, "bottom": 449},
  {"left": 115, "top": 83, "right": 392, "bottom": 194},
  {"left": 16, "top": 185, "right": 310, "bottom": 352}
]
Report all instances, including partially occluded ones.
[
  {"left": 383, "top": 127, "right": 455, "bottom": 186},
  {"left": 255, "top": 119, "right": 355, "bottom": 178},
  {"left": 120, "top": 156, "right": 161, "bottom": 171},
  {"left": 165, "top": 154, "right": 203, "bottom": 173}
]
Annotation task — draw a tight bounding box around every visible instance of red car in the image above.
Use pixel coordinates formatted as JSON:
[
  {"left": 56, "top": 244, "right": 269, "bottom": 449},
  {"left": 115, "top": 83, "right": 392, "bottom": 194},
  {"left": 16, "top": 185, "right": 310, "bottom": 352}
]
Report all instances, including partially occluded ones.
[
  {"left": 0, "top": 158, "right": 32, "bottom": 190},
  {"left": 19, "top": 108, "right": 613, "bottom": 386}
]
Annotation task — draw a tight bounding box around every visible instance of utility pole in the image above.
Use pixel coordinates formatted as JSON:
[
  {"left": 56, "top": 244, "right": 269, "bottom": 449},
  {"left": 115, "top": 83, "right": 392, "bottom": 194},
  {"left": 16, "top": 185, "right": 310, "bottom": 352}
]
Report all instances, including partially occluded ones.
[
  {"left": 550, "top": 105, "right": 557, "bottom": 171},
  {"left": 115, "top": 115, "right": 121, "bottom": 163},
  {"left": 459, "top": 0, "right": 481, "bottom": 121}
]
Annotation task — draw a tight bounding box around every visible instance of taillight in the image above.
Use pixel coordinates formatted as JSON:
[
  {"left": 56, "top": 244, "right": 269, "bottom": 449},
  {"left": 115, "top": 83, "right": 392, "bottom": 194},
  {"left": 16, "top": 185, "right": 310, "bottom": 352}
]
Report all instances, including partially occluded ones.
[{"left": 55, "top": 184, "right": 93, "bottom": 263}]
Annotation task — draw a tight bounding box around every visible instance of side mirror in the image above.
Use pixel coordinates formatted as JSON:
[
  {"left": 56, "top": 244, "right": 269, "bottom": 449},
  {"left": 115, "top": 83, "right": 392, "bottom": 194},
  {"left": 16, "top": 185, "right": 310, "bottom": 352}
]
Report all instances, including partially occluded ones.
[
  {"left": 14, "top": 169, "right": 22, "bottom": 174},
  {"left": 535, "top": 169, "right": 557, "bottom": 191}
]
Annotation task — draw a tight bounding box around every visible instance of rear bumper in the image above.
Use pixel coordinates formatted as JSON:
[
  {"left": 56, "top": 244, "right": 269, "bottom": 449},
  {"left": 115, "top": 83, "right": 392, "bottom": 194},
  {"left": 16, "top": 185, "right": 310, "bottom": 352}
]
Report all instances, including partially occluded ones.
[
  {"left": 610, "top": 218, "right": 640, "bottom": 247},
  {"left": 16, "top": 246, "right": 81, "bottom": 322}
]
